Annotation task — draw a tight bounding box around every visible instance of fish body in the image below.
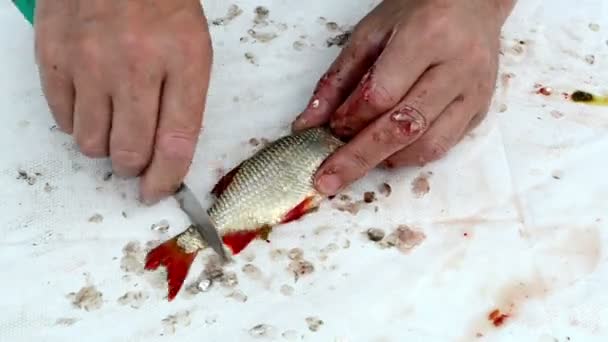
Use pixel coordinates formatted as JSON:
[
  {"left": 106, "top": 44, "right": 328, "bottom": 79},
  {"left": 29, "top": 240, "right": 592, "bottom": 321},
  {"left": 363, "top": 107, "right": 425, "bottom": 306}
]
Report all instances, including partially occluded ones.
[{"left": 144, "top": 127, "right": 344, "bottom": 300}]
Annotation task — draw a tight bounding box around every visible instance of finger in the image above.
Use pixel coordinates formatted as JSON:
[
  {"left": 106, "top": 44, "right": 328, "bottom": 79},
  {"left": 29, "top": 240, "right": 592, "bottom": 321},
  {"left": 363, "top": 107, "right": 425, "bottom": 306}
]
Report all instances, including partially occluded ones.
[
  {"left": 72, "top": 76, "right": 112, "bottom": 158},
  {"left": 139, "top": 45, "right": 211, "bottom": 204},
  {"left": 383, "top": 95, "right": 478, "bottom": 168},
  {"left": 329, "top": 28, "right": 435, "bottom": 137},
  {"left": 313, "top": 65, "right": 463, "bottom": 195},
  {"left": 34, "top": 7, "right": 75, "bottom": 133},
  {"left": 109, "top": 70, "right": 163, "bottom": 177},
  {"left": 37, "top": 57, "right": 75, "bottom": 133},
  {"left": 291, "top": 28, "right": 387, "bottom": 131},
  {"left": 465, "top": 108, "right": 488, "bottom": 133}
]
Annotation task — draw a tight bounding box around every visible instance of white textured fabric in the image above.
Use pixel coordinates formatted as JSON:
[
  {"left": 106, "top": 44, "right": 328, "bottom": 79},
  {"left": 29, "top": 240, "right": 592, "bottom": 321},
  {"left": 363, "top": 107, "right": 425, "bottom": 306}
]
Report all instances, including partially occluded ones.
[{"left": 1, "top": 0, "right": 607, "bottom": 341}]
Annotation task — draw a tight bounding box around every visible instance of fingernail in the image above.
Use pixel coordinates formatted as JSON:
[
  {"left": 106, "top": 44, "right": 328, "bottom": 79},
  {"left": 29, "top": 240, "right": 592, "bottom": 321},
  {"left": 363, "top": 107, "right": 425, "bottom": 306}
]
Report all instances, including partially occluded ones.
[
  {"left": 293, "top": 97, "right": 324, "bottom": 131},
  {"left": 140, "top": 189, "right": 169, "bottom": 206},
  {"left": 316, "top": 174, "right": 342, "bottom": 195},
  {"left": 140, "top": 192, "right": 159, "bottom": 206},
  {"left": 141, "top": 196, "right": 158, "bottom": 206},
  {"left": 292, "top": 115, "right": 308, "bottom": 131},
  {"left": 112, "top": 166, "right": 134, "bottom": 178}
]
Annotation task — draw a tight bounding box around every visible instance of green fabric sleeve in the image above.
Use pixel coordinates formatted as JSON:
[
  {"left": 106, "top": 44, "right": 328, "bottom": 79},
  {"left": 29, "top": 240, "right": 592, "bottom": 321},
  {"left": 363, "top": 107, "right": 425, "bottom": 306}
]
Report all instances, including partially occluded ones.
[{"left": 12, "top": 0, "right": 36, "bottom": 25}]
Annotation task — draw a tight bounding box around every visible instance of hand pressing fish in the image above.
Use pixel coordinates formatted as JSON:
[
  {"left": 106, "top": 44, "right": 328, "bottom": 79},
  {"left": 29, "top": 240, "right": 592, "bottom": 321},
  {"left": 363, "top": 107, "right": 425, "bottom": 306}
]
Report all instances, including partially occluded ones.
[{"left": 145, "top": 127, "right": 344, "bottom": 301}]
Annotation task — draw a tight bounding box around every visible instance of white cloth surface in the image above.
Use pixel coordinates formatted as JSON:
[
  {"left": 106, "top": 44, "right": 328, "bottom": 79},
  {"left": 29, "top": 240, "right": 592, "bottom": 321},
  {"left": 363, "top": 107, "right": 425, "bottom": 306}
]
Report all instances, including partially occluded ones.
[{"left": 1, "top": 0, "right": 607, "bottom": 341}]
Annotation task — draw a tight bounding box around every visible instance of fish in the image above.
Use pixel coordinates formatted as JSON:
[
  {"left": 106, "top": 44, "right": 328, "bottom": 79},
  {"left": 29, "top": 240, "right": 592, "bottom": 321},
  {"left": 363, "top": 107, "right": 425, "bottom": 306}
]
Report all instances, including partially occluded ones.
[{"left": 144, "top": 127, "right": 344, "bottom": 301}]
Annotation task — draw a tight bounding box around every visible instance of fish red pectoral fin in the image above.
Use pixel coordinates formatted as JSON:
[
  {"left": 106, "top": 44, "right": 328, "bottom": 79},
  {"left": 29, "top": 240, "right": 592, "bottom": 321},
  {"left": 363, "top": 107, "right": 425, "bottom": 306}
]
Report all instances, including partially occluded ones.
[
  {"left": 211, "top": 162, "right": 243, "bottom": 197},
  {"left": 281, "top": 196, "right": 318, "bottom": 224},
  {"left": 144, "top": 237, "right": 197, "bottom": 301}
]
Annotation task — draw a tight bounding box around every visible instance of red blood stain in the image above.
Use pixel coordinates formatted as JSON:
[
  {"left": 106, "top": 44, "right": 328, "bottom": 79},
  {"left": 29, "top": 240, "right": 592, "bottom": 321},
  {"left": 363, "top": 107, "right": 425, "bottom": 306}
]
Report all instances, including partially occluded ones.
[
  {"left": 144, "top": 237, "right": 198, "bottom": 301},
  {"left": 394, "top": 116, "right": 422, "bottom": 135},
  {"left": 313, "top": 71, "right": 336, "bottom": 95},
  {"left": 329, "top": 114, "right": 359, "bottom": 138},
  {"left": 488, "top": 309, "right": 509, "bottom": 327},
  {"left": 360, "top": 66, "right": 376, "bottom": 102},
  {"left": 390, "top": 107, "right": 424, "bottom": 136},
  {"left": 535, "top": 85, "right": 553, "bottom": 96},
  {"left": 319, "top": 72, "right": 331, "bottom": 85},
  {"left": 463, "top": 232, "right": 469, "bottom": 237},
  {"left": 401, "top": 121, "right": 419, "bottom": 135},
  {"left": 211, "top": 163, "right": 242, "bottom": 197}
]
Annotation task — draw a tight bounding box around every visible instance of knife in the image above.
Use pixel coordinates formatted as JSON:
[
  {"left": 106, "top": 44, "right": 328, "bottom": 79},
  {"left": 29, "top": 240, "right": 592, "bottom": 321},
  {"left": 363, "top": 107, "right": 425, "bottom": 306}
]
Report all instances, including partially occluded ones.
[{"left": 174, "top": 183, "right": 229, "bottom": 262}]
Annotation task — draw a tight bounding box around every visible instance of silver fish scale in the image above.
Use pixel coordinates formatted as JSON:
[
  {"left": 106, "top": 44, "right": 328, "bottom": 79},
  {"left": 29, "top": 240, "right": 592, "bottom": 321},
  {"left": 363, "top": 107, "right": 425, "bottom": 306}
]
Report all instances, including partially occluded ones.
[{"left": 207, "top": 128, "right": 343, "bottom": 233}]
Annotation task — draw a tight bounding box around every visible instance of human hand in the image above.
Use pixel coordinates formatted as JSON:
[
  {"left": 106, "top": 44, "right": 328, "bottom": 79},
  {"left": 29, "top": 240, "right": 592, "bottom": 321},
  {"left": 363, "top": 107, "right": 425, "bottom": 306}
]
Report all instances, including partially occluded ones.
[
  {"left": 34, "top": 0, "right": 213, "bottom": 204},
  {"left": 292, "top": 0, "right": 515, "bottom": 195}
]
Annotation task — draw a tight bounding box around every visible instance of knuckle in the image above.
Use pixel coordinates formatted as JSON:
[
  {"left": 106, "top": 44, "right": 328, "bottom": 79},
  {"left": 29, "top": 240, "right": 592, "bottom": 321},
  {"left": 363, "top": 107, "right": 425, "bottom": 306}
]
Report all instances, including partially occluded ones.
[
  {"left": 386, "top": 124, "right": 412, "bottom": 145},
  {"left": 155, "top": 128, "right": 198, "bottom": 160},
  {"left": 77, "top": 37, "right": 103, "bottom": 64},
  {"left": 35, "top": 40, "right": 58, "bottom": 66},
  {"left": 468, "top": 110, "right": 489, "bottom": 131},
  {"left": 421, "top": 10, "right": 451, "bottom": 41},
  {"left": 119, "top": 30, "right": 147, "bottom": 52},
  {"left": 340, "top": 27, "right": 376, "bottom": 62},
  {"left": 468, "top": 42, "right": 494, "bottom": 66},
  {"left": 420, "top": 137, "right": 451, "bottom": 162},
  {"left": 340, "top": 147, "right": 373, "bottom": 175},
  {"left": 120, "top": 32, "right": 163, "bottom": 70},
  {"left": 121, "top": 33, "right": 153, "bottom": 65},
  {"left": 115, "top": 33, "right": 166, "bottom": 86},
  {"left": 365, "top": 85, "right": 395, "bottom": 112},
  {"left": 478, "top": 79, "right": 495, "bottom": 96},
  {"left": 176, "top": 30, "right": 211, "bottom": 61},
  {"left": 349, "top": 27, "right": 372, "bottom": 48},
  {"left": 386, "top": 108, "right": 427, "bottom": 144},
  {"left": 112, "top": 148, "right": 148, "bottom": 173}
]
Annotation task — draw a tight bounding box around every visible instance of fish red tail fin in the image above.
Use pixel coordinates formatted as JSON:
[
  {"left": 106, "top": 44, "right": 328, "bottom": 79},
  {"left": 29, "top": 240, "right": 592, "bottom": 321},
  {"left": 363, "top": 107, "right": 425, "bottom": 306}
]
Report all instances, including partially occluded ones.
[{"left": 144, "top": 237, "right": 197, "bottom": 301}]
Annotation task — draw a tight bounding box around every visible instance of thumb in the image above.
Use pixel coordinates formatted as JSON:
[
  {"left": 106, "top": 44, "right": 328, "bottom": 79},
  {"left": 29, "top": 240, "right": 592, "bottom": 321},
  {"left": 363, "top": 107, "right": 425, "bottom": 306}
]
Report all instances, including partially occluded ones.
[{"left": 313, "top": 143, "right": 373, "bottom": 196}]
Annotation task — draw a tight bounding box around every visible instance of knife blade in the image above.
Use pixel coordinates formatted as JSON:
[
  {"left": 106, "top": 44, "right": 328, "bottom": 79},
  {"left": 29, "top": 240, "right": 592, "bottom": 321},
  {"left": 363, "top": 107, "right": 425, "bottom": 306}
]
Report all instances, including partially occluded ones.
[{"left": 174, "top": 183, "right": 229, "bottom": 262}]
